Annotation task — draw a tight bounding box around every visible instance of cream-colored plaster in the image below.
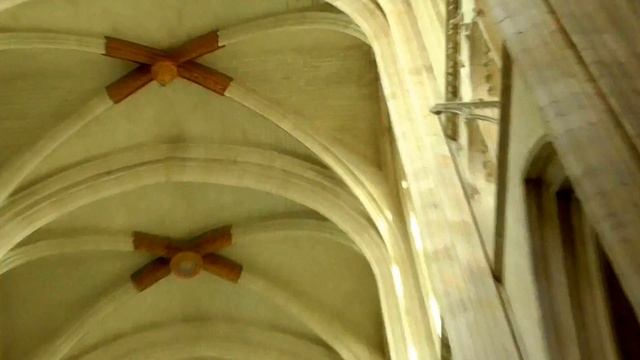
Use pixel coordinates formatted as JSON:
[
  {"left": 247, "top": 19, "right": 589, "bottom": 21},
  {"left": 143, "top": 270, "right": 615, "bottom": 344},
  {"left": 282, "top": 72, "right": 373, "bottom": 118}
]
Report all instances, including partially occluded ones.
[
  {"left": 76, "top": 321, "right": 340, "bottom": 359},
  {"left": 0, "top": 0, "right": 382, "bottom": 169},
  {"left": 1, "top": 0, "right": 607, "bottom": 358},
  {"left": 1, "top": 218, "right": 361, "bottom": 274},
  {"left": 0, "top": 0, "right": 323, "bottom": 41},
  {"left": 1, "top": 183, "right": 383, "bottom": 359},
  {"left": 0, "top": 145, "right": 393, "bottom": 358},
  {"left": 0, "top": 1, "right": 392, "bottom": 358}
]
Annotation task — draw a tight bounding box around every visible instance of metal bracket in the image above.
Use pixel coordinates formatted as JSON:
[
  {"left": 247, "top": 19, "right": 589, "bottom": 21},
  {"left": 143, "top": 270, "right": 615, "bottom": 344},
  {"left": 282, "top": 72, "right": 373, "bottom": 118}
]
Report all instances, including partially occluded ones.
[{"left": 430, "top": 100, "right": 500, "bottom": 123}]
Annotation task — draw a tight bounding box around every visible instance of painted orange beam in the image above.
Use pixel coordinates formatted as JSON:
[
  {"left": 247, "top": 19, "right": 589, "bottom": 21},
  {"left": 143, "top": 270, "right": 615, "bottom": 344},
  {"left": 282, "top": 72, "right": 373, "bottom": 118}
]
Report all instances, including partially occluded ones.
[
  {"left": 104, "top": 36, "right": 167, "bottom": 64},
  {"left": 177, "top": 61, "right": 232, "bottom": 96},
  {"left": 202, "top": 253, "right": 243, "bottom": 283},
  {"left": 170, "top": 31, "right": 223, "bottom": 63},
  {"left": 191, "top": 225, "right": 233, "bottom": 254},
  {"left": 131, "top": 257, "right": 171, "bottom": 292},
  {"left": 132, "top": 231, "right": 182, "bottom": 258},
  {"left": 129, "top": 226, "right": 241, "bottom": 292},
  {"left": 103, "top": 31, "right": 232, "bottom": 103},
  {"left": 105, "top": 66, "right": 153, "bottom": 104}
]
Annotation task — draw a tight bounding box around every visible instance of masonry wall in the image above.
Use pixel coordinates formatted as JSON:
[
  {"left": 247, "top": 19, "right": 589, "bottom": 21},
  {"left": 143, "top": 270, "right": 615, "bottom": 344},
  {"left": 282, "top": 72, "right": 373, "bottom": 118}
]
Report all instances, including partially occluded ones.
[{"left": 500, "top": 65, "right": 551, "bottom": 360}]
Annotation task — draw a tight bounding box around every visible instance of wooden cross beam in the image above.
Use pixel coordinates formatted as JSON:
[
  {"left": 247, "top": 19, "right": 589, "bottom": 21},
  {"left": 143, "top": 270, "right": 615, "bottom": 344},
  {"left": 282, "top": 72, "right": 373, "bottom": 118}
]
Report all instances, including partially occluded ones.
[
  {"left": 130, "top": 225, "right": 242, "bottom": 292},
  {"left": 103, "top": 32, "right": 233, "bottom": 103}
]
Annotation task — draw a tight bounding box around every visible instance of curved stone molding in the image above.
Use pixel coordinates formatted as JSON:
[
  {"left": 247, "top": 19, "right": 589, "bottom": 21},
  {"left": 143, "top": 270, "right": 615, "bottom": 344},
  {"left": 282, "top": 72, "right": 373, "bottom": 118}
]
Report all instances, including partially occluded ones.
[
  {"left": 0, "top": 153, "right": 403, "bottom": 359},
  {"left": 0, "top": 11, "right": 371, "bottom": 209},
  {"left": 232, "top": 218, "right": 360, "bottom": 252},
  {"left": 0, "top": 158, "right": 378, "bottom": 270},
  {"left": 30, "top": 270, "right": 374, "bottom": 360},
  {"left": 31, "top": 280, "right": 137, "bottom": 360},
  {"left": 0, "top": 0, "right": 28, "bottom": 12},
  {"left": 0, "top": 93, "right": 113, "bottom": 204},
  {"left": 0, "top": 32, "right": 105, "bottom": 53},
  {"left": 0, "top": 218, "right": 359, "bottom": 275},
  {"left": 219, "top": 12, "right": 367, "bottom": 45},
  {"left": 0, "top": 232, "right": 131, "bottom": 275},
  {"left": 322, "top": 2, "right": 442, "bottom": 358},
  {"left": 226, "top": 82, "right": 393, "bottom": 226},
  {"left": 241, "top": 270, "right": 381, "bottom": 360},
  {"left": 75, "top": 320, "right": 340, "bottom": 360},
  {"left": 0, "top": 12, "right": 365, "bottom": 55},
  {"left": 0, "top": 21, "right": 393, "bottom": 220},
  {"left": 1, "top": 144, "right": 362, "bottom": 218},
  {"left": 0, "top": 31, "right": 401, "bottom": 324},
  {"left": 0, "top": 16, "right": 401, "bottom": 305},
  {"left": 224, "top": 83, "right": 407, "bottom": 276},
  {"left": 0, "top": 145, "right": 366, "bottom": 257},
  {"left": 222, "top": 83, "right": 430, "bottom": 360},
  {"left": 325, "top": 1, "right": 522, "bottom": 358},
  {"left": 0, "top": 3, "right": 464, "bottom": 359}
]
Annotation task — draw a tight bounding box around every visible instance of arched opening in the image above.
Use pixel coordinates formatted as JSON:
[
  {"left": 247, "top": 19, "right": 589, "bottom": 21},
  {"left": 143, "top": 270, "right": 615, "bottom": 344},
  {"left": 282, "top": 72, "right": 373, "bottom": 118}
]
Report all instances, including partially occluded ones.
[{"left": 525, "top": 143, "right": 640, "bottom": 359}]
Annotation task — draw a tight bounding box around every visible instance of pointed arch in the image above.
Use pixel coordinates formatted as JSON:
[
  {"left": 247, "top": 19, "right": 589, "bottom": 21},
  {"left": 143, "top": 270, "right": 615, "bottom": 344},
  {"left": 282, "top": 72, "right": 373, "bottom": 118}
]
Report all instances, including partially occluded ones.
[
  {"left": 0, "top": 145, "right": 394, "bottom": 360},
  {"left": 74, "top": 320, "right": 340, "bottom": 360}
]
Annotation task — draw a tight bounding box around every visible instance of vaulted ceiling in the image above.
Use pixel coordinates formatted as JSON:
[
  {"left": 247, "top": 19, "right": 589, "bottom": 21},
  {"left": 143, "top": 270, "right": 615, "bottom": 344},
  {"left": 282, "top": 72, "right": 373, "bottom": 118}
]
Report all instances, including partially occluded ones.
[{"left": 0, "top": 1, "right": 391, "bottom": 359}]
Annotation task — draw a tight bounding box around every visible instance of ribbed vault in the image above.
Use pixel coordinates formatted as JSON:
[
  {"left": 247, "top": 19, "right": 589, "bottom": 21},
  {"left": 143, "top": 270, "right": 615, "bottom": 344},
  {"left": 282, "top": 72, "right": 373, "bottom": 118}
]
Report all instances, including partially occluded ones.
[
  {"left": 0, "top": 1, "right": 406, "bottom": 359},
  {"left": 3, "top": 1, "right": 635, "bottom": 359}
]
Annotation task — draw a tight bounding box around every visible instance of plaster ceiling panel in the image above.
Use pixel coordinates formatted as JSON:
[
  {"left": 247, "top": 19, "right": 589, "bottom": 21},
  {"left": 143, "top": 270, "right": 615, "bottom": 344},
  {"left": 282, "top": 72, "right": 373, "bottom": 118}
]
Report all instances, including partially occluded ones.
[
  {"left": 22, "top": 77, "right": 322, "bottom": 187},
  {"left": 0, "top": 0, "right": 382, "bottom": 182},
  {"left": 0, "top": 252, "right": 314, "bottom": 359},
  {"left": 0, "top": 50, "right": 119, "bottom": 167},
  {"left": 208, "top": 29, "right": 382, "bottom": 166},
  {"left": 0, "top": 252, "right": 146, "bottom": 360},
  {"left": 227, "top": 231, "right": 384, "bottom": 350},
  {"left": 72, "top": 275, "right": 319, "bottom": 355},
  {"left": 71, "top": 232, "right": 374, "bottom": 357},
  {"left": 0, "top": 49, "right": 323, "bottom": 189},
  {"left": 35, "top": 182, "right": 315, "bottom": 237},
  {"left": 0, "top": 4, "right": 381, "bottom": 187},
  {"left": 0, "top": 0, "right": 387, "bottom": 358},
  {"left": 0, "top": 0, "right": 325, "bottom": 42},
  {"left": 0, "top": 182, "right": 381, "bottom": 357}
]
